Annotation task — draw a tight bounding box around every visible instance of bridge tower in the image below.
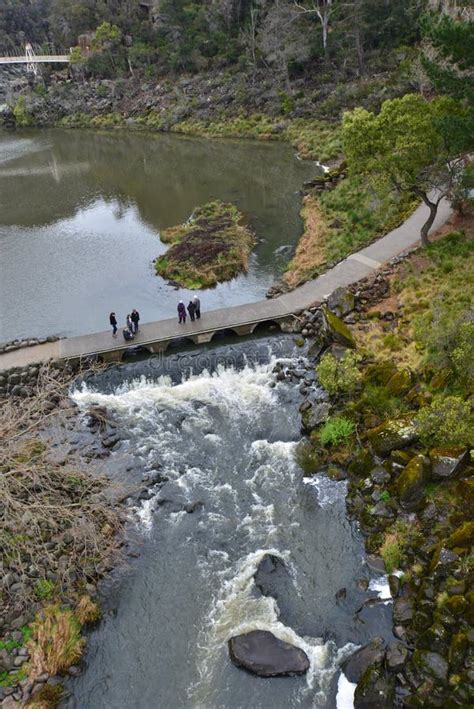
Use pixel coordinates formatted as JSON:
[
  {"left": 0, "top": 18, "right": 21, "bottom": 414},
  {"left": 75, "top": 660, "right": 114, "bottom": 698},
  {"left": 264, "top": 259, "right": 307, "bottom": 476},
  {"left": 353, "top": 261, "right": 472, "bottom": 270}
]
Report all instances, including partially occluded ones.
[{"left": 25, "top": 43, "right": 38, "bottom": 76}]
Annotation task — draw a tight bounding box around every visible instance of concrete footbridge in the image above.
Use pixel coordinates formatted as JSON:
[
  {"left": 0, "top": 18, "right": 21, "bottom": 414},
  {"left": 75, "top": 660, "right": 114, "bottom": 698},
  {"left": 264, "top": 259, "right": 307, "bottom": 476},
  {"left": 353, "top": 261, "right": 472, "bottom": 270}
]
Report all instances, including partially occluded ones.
[{"left": 0, "top": 196, "right": 452, "bottom": 373}]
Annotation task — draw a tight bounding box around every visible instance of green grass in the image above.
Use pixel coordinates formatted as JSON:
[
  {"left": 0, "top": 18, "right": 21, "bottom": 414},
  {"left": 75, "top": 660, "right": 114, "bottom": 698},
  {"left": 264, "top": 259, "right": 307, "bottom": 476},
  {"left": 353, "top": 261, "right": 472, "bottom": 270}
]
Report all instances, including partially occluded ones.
[
  {"left": 317, "top": 174, "right": 419, "bottom": 266},
  {"left": 35, "top": 578, "right": 56, "bottom": 601}
]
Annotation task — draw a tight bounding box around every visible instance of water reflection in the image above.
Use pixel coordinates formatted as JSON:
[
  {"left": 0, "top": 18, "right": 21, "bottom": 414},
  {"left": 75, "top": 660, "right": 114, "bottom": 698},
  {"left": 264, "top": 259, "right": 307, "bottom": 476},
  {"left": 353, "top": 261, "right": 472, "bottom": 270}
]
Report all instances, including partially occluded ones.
[{"left": 0, "top": 129, "right": 318, "bottom": 341}]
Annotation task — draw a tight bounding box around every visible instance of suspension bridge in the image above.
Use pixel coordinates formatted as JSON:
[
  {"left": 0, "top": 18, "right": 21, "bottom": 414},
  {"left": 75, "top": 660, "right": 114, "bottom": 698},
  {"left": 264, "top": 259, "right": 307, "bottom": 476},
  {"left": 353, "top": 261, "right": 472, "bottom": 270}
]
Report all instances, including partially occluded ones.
[{"left": 0, "top": 44, "right": 70, "bottom": 75}]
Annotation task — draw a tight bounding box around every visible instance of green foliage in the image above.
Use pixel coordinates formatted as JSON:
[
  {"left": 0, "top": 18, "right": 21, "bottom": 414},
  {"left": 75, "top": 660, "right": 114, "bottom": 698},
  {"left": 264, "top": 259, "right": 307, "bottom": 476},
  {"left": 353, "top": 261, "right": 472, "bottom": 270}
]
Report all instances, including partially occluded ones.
[
  {"left": 0, "top": 667, "right": 27, "bottom": 688},
  {"left": 380, "top": 533, "right": 404, "bottom": 573},
  {"left": 316, "top": 351, "right": 361, "bottom": 395},
  {"left": 380, "top": 490, "right": 391, "bottom": 503},
  {"left": 69, "top": 46, "right": 84, "bottom": 65},
  {"left": 279, "top": 91, "right": 295, "bottom": 116},
  {"left": 343, "top": 94, "right": 471, "bottom": 205},
  {"left": 451, "top": 322, "right": 474, "bottom": 389},
  {"left": 12, "top": 96, "right": 31, "bottom": 127},
  {"left": 379, "top": 519, "right": 420, "bottom": 572},
  {"left": 93, "top": 21, "right": 122, "bottom": 50},
  {"left": 319, "top": 416, "right": 355, "bottom": 447},
  {"left": 35, "top": 578, "right": 55, "bottom": 600},
  {"left": 416, "top": 395, "right": 473, "bottom": 448},
  {"left": 357, "top": 383, "right": 407, "bottom": 418},
  {"left": 421, "top": 12, "right": 474, "bottom": 103}
]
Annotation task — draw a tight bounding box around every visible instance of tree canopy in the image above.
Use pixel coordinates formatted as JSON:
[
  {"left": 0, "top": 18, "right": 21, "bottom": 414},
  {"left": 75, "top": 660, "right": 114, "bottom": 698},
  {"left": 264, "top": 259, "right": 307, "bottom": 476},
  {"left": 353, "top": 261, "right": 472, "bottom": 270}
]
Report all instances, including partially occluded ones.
[{"left": 342, "top": 94, "right": 471, "bottom": 244}]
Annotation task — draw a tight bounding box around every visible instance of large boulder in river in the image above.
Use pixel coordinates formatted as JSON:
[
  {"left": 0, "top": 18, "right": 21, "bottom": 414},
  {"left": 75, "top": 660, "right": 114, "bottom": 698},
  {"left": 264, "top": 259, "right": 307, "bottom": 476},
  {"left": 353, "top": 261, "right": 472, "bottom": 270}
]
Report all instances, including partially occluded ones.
[
  {"left": 254, "top": 554, "right": 288, "bottom": 599},
  {"left": 341, "top": 637, "right": 386, "bottom": 682},
  {"left": 228, "top": 630, "right": 310, "bottom": 677},
  {"left": 354, "top": 666, "right": 395, "bottom": 709}
]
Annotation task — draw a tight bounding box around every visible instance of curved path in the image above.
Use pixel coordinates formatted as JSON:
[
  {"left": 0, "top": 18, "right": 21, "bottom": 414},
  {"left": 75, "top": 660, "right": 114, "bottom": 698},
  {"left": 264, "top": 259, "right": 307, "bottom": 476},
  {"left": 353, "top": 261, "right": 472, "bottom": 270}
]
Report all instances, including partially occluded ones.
[{"left": 0, "top": 197, "right": 453, "bottom": 372}]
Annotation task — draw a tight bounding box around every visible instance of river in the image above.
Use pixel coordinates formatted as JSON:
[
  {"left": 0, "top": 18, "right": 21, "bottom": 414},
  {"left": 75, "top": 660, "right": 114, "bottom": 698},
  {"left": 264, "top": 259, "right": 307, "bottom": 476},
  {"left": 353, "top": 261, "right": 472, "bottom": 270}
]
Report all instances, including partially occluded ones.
[
  {"left": 0, "top": 129, "right": 316, "bottom": 342},
  {"left": 68, "top": 336, "right": 393, "bottom": 709}
]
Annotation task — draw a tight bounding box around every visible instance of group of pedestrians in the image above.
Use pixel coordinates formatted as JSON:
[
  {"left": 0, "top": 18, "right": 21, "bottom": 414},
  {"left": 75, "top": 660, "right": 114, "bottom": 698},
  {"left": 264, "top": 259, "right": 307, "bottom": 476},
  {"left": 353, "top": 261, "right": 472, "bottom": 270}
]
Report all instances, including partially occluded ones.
[
  {"left": 109, "top": 309, "right": 140, "bottom": 341},
  {"left": 178, "top": 296, "right": 201, "bottom": 324},
  {"left": 109, "top": 298, "right": 202, "bottom": 339}
]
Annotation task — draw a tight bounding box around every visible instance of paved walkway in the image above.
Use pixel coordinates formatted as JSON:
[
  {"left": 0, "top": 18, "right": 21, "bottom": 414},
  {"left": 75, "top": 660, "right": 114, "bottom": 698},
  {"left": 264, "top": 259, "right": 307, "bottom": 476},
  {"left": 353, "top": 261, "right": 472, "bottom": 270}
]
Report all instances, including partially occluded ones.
[{"left": 0, "top": 197, "right": 452, "bottom": 372}]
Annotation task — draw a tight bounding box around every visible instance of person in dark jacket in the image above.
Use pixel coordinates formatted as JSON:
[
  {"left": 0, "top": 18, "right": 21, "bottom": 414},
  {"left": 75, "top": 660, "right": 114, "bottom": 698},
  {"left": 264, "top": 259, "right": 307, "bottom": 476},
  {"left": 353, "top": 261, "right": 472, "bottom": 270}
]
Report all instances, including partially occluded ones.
[
  {"left": 131, "top": 309, "right": 140, "bottom": 334},
  {"left": 177, "top": 301, "right": 186, "bottom": 324},
  {"left": 123, "top": 327, "right": 134, "bottom": 342},
  {"left": 110, "top": 312, "right": 118, "bottom": 338},
  {"left": 193, "top": 296, "right": 201, "bottom": 319},
  {"left": 126, "top": 313, "right": 133, "bottom": 332},
  {"left": 187, "top": 300, "right": 196, "bottom": 322}
]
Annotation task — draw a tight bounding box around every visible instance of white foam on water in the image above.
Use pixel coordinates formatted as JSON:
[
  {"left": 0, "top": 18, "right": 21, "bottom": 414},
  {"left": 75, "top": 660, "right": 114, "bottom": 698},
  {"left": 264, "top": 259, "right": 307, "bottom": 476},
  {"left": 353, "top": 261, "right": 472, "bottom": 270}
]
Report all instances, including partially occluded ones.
[
  {"left": 303, "top": 473, "right": 348, "bottom": 507},
  {"left": 189, "top": 548, "right": 356, "bottom": 707},
  {"left": 336, "top": 672, "right": 356, "bottom": 709},
  {"left": 369, "top": 576, "right": 392, "bottom": 602},
  {"left": 73, "top": 357, "right": 355, "bottom": 705}
]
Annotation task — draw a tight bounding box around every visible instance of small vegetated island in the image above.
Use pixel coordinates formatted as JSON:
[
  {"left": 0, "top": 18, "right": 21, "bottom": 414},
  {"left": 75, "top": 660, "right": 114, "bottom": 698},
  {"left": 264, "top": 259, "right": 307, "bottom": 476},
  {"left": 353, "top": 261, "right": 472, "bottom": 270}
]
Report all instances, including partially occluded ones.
[{"left": 155, "top": 201, "right": 256, "bottom": 289}]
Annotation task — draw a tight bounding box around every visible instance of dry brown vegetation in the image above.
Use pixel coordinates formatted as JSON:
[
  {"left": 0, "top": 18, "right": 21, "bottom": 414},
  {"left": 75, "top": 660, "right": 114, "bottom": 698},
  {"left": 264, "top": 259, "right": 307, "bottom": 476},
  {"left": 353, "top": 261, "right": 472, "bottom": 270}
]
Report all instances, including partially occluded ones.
[
  {"left": 283, "top": 194, "right": 329, "bottom": 287},
  {"left": 1, "top": 364, "right": 122, "bottom": 620},
  {"left": 28, "top": 606, "right": 84, "bottom": 678},
  {"left": 156, "top": 201, "right": 256, "bottom": 288}
]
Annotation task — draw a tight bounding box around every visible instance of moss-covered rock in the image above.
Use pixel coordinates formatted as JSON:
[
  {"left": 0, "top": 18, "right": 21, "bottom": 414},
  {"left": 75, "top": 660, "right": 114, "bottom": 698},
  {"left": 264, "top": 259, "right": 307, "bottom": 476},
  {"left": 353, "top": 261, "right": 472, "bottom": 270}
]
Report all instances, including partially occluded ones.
[
  {"left": 444, "top": 594, "right": 468, "bottom": 617},
  {"left": 416, "top": 622, "right": 450, "bottom": 653},
  {"left": 412, "top": 649, "right": 448, "bottom": 684},
  {"left": 447, "top": 521, "right": 474, "bottom": 549},
  {"left": 449, "top": 633, "right": 468, "bottom": 668},
  {"left": 341, "top": 638, "right": 386, "bottom": 683},
  {"left": 348, "top": 449, "right": 374, "bottom": 477},
  {"left": 364, "top": 361, "right": 398, "bottom": 386},
  {"left": 386, "top": 368, "right": 413, "bottom": 395},
  {"left": 429, "top": 446, "right": 469, "bottom": 480},
  {"left": 367, "top": 414, "right": 418, "bottom": 456},
  {"left": 322, "top": 305, "right": 356, "bottom": 349},
  {"left": 354, "top": 665, "right": 395, "bottom": 708},
  {"left": 327, "top": 286, "right": 355, "bottom": 317},
  {"left": 301, "top": 402, "right": 331, "bottom": 432},
  {"left": 396, "top": 454, "right": 430, "bottom": 511}
]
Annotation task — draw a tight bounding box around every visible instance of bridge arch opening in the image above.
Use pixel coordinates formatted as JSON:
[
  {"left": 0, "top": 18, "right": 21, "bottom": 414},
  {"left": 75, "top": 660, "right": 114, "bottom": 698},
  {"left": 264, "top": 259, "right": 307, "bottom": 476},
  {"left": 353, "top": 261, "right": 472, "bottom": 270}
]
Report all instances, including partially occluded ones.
[
  {"left": 210, "top": 329, "right": 237, "bottom": 342},
  {"left": 250, "top": 320, "right": 282, "bottom": 335}
]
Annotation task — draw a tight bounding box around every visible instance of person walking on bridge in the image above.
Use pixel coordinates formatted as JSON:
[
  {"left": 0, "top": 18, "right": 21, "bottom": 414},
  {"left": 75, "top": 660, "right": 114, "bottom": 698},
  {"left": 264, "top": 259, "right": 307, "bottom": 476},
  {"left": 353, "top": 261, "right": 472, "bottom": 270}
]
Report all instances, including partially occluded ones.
[
  {"left": 131, "top": 309, "right": 140, "bottom": 334},
  {"left": 126, "top": 314, "right": 133, "bottom": 333},
  {"left": 178, "top": 300, "right": 186, "bottom": 324},
  {"left": 187, "top": 300, "right": 196, "bottom": 322},
  {"left": 109, "top": 312, "right": 118, "bottom": 338},
  {"left": 193, "top": 296, "right": 201, "bottom": 320}
]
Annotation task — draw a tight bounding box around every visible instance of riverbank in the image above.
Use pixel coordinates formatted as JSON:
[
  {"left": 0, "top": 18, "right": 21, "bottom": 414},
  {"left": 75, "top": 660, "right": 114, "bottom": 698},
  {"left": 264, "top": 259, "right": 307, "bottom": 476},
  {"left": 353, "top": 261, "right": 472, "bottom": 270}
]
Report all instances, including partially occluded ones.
[
  {"left": 297, "top": 211, "right": 474, "bottom": 705},
  {"left": 0, "top": 364, "right": 128, "bottom": 706}
]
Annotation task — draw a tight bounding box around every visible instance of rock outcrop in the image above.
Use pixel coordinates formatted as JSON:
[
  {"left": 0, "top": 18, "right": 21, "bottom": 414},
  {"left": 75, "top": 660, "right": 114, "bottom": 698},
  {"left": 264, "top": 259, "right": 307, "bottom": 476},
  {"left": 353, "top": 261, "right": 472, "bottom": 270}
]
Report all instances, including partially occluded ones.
[{"left": 228, "top": 630, "right": 310, "bottom": 677}]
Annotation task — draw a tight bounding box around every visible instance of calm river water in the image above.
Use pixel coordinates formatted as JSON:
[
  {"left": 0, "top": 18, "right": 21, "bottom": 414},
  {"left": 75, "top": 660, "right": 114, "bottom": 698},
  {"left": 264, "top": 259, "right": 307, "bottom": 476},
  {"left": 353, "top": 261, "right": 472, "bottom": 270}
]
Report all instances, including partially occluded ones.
[
  {"left": 68, "top": 337, "right": 394, "bottom": 709},
  {"left": 0, "top": 129, "right": 316, "bottom": 342}
]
